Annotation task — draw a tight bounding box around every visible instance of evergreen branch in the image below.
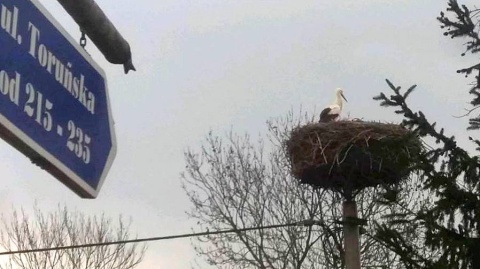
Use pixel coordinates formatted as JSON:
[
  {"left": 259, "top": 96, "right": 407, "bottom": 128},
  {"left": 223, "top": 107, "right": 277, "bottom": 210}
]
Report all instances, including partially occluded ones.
[{"left": 374, "top": 78, "right": 480, "bottom": 268}]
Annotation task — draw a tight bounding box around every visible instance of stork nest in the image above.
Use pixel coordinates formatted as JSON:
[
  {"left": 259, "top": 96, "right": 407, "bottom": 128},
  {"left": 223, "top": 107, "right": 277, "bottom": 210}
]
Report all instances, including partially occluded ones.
[{"left": 285, "top": 120, "right": 422, "bottom": 198}]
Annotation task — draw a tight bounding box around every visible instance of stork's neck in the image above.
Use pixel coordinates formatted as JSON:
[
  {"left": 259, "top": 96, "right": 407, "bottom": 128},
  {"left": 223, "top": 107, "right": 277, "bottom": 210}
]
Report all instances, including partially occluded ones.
[{"left": 335, "top": 93, "right": 343, "bottom": 109}]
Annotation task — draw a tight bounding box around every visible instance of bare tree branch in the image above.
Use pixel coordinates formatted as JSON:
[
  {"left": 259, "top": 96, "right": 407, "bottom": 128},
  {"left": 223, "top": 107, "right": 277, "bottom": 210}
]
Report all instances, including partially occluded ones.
[{"left": 0, "top": 205, "right": 146, "bottom": 269}]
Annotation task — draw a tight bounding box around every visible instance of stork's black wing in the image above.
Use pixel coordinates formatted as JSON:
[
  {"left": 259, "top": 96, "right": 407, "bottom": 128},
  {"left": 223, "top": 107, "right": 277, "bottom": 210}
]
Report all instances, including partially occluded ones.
[{"left": 319, "top": 108, "right": 337, "bottom": 122}]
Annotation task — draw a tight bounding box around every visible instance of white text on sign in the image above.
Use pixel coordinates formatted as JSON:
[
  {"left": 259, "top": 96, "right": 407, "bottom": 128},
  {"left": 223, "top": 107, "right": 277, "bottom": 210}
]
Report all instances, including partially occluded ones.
[{"left": 1, "top": 3, "right": 96, "bottom": 114}]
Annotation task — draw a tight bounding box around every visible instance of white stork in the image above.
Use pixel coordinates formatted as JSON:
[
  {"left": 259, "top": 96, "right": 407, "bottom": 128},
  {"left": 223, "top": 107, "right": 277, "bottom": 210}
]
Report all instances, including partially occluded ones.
[{"left": 319, "top": 88, "right": 347, "bottom": 122}]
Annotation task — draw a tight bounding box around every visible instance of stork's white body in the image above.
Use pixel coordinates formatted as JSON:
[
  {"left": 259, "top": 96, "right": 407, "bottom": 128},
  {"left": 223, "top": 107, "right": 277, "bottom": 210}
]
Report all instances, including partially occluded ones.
[{"left": 319, "top": 88, "right": 347, "bottom": 122}]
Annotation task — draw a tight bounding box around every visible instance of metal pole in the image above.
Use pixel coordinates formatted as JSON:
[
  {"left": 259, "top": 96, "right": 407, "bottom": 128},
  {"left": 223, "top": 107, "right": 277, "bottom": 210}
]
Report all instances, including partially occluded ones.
[
  {"left": 343, "top": 200, "right": 361, "bottom": 269},
  {"left": 56, "top": 0, "right": 135, "bottom": 73}
]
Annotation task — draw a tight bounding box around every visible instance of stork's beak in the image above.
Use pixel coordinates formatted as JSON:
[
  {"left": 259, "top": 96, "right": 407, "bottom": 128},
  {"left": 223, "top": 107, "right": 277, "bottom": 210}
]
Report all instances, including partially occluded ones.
[{"left": 341, "top": 93, "right": 348, "bottom": 102}]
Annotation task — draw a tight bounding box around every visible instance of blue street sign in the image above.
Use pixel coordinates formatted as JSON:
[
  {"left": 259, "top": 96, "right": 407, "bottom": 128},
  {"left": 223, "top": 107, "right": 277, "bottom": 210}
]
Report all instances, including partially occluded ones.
[{"left": 0, "top": 0, "right": 116, "bottom": 198}]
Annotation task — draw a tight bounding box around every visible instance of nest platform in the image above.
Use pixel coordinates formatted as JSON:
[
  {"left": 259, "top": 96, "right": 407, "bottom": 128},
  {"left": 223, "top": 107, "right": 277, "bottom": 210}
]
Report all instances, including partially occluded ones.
[{"left": 285, "top": 121, "right": 421, "bottom": 197}]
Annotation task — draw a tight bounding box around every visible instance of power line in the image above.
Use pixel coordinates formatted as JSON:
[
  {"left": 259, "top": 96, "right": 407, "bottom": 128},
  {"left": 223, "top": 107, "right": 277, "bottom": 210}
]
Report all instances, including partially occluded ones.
[{"left": 0, "top": 219, "right": 322, "bottom": 256}]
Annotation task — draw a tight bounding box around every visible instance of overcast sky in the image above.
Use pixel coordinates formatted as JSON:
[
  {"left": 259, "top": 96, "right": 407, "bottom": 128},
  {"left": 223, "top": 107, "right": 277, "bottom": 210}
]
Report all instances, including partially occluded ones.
[{"left": 0, "top": 0, "right": 478, "bottom": 268}]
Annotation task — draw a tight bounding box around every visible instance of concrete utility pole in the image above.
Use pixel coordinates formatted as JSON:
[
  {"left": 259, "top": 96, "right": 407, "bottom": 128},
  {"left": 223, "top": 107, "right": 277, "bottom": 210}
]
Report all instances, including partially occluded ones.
[
  {"left": 57, "top": 0, "right": 135, "bottom": 74},
  {"left": 343, "top": 200, "right": 361, "bottom": 269}
]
